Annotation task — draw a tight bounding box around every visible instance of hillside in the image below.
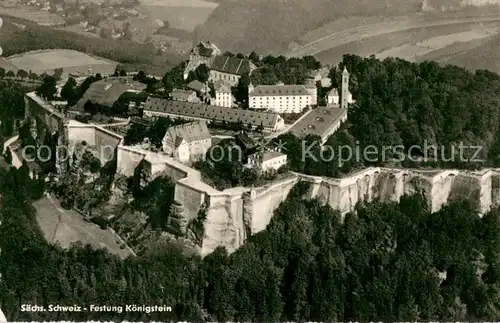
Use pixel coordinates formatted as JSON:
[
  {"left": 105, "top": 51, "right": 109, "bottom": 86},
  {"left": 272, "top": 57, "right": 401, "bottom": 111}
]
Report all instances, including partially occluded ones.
[
  {"left": 194, "top": 0, "right": 422, "bottom": 54},
  {"left": 0, "top": 15, "right": 184, "bottom": 74}
]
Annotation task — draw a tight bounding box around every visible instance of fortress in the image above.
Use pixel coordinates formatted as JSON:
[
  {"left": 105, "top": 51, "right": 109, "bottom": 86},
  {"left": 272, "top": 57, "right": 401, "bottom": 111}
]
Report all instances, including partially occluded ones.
[{"left": 24, "top": 92, "right": 500, "bottom": 257}]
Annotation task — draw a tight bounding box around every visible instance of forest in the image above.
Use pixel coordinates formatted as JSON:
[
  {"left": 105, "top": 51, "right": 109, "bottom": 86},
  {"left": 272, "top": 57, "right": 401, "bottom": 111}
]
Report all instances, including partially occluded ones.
[
  {"left": 2, "top": 165, "right": 500, "bottom": 321},
  {"left": 274, "top": 54, "right": 500, "bottom": 177}
]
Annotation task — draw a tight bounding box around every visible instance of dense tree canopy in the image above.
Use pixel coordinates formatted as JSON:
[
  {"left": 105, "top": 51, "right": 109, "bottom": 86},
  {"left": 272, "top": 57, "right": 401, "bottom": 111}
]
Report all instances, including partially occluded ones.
[{"left": 2, "top": 164, "right": 500, "bottom": 321}]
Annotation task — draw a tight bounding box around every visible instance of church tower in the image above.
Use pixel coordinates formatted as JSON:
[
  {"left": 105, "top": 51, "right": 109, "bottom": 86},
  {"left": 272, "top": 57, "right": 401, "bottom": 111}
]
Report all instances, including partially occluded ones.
[{"left": 341, "top": 67, "right": 350, "bottom": 109}]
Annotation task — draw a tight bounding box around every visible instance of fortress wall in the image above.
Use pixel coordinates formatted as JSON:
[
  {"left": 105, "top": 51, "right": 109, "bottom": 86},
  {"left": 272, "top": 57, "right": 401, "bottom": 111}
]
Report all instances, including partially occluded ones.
[
  {"left": 160, "top": 161, "right": 190, "bottom": 182},
  {"left": 116, "top": 146, "right": 146, "bottom": 177},
  {"left": 250, "top": 176, "right": 300, "bottom": 233},
  {"left": 94, "top": 126, "right": 122, "bottom": 164},
  {"left": 174, "top": 181, "right": 206, "bottom": 223},
  {"left": 67, "top": 125, "right": 97, "bottom": 146},
  {"left": 201, "top": 194, "right": 245, "bottom": 257},
  {"left": 492, "top": 172, "right": 500, "bottom": 206}
]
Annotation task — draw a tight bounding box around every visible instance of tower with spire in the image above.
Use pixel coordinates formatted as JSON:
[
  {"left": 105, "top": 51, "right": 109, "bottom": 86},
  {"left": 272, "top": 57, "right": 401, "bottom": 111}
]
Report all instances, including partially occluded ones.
[{"left": 341, "top": 66, "right": 350, "bottom": 109}]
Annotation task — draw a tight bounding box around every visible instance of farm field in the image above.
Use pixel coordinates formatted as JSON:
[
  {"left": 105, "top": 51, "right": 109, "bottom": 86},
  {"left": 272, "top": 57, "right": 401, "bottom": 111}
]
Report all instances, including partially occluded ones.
[
  {"left": 376, "top": 28, "right": 498, "bottom": 61},
  {"left": 1, "top": 8, "right": 64, "bottom": 26},
  {"left": 138, "top": 0, "right": 219, "bottom": 32},
  {"left": 7, "top": 49, "right": 118, "bottom": 76},
  {"left": 33, "top": 195, "right": 132, "bottom": 259},
  {"left": 289, "top": 15, "right": 500, "bottom": 58},
  {"left": 313, "top": 20, "right": 500, "bottom": 66}
]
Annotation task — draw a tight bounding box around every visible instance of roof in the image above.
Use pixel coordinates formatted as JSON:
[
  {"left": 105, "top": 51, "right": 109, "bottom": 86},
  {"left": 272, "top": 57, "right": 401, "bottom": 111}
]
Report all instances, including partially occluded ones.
[
  {"left": 74, "top": 79, "right": 146, "bottom": 110},
  {"left": 235, "top": 131, "right": 256, "bottom": 149},
  {"left": 249, "top": 84, "right": 310, "bottom": 97},
  {"left": 144, "top": 97, "right": 281, "bottom": 129},
  {"left": 328, "top": 88, "right": 339, "bottom": 96},
  {"left": 187, "top": 80, "right": 209, "bottom": 93},
  {"left": 289, "top": 107, "right": 347, "bottom": 140},
  {"left": 214, "top": 80, "right": 231, "bottom": 93},
  {"left": 163, "top": 121, "right": 211, "bottom": 147},
  {"left": 262, "top": 150, "right": 286, "bottom": 162},
  {"left": 171, "top": 89, "right": 196, "bottom": 101},
  {"left": 130, "top": 117, "right": 151, "bottom": 127},
  {"left": 210, "top": 56, "right": 255, "bottom": 76}
]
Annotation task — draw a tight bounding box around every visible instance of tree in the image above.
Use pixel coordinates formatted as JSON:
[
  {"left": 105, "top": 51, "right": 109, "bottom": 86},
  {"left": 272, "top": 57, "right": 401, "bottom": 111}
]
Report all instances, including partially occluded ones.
[
  {"left": 0, "top": 68, "right": 5, "bottom": 78},
  {"left": 223, "top": 51, "right": 234, "bottom": 57},
  {"left": 249, "top": 51, "right": 260, "bottom": 64},
  {"left": 235, "top": 73, "right": 250, "bottom": 103},
  {"left": 16, "top": 70, "right": 29, "bottom": 79},
  {"left": 194, "top": 64, "right": 210, "bottom": 83},
  {"left": 53, "top": 68, "right": 64, "bottom": 80},
  {"left": 4, "top": 147, "right": 12, "bottom": 164},
  {"left": 6, "top": 71, "right": 15, "bottom": 77},
  {"left": 61, "top": 77, "right": 78, "bottom": 104},
  {"left": 119, "top": 69, "right": 127, "bottom": 77},
  {"left": 36, "top": 75, "right": 57, "bottom": 100}
]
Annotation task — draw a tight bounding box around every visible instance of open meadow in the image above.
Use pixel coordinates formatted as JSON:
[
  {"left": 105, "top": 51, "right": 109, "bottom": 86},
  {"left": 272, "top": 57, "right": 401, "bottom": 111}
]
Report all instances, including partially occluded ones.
[
  {"left": 376, "top": 28, "right": 498, "bottom": 61},
  {"left": 138, "top": 0, "right": 218, "bottom": 32},
  {"left": 0, "top": 7, "right": 65, "bottom": 26},
  {"left": 313, "top": 20, "right": 500, "bottom": 66},
  {"left": 7, "top": 49, "right": 118, "bottom": 75}
]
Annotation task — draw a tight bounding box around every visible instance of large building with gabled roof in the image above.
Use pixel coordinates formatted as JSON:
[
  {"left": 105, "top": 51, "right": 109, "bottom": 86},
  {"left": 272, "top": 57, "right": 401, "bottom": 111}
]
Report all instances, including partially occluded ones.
[
  {"left": 248, "top": 83, "right": 316, "bottom": 113},
  {"left": 209, "top": 55, "right": 257, "bottom": 86},
  {"left": 143, "top": 97, "right": 285, "bottom": 132},
  {"left": 162, "top": 121, "right": 212, "bottom": 164}
]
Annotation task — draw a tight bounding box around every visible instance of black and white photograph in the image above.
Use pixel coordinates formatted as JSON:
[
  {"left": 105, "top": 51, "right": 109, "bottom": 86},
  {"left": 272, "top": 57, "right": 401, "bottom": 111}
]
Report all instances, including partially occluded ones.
[{"left": 0, "top": 0, "right": 499, "bottom": 321}]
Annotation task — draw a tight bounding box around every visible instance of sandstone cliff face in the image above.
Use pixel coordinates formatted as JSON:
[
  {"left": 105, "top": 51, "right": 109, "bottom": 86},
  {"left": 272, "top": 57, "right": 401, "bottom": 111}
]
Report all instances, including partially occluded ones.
[{"left": 193, "top": 168, "right": 499, "bottom": 256}]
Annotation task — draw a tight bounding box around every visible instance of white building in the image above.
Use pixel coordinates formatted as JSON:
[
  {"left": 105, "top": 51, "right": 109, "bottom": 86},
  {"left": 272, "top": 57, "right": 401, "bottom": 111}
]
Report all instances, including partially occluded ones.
[
  {"left": 327, "top": 88, "right": 340, "bottom": 105},
  {"left": 327, "top": 68, "right": 354, "bottom": 107},
  {"left": 247, "top": 150, "right": 287, "bottom": 172},
  {"left": 248, "top": 83, "right": 315, "bottom": 114},
  {"left": 213, "top": 81, "right": 233, "bottom": 108},
  {"left": 162, "top": 121, "right": 212, "bottom": 164}
]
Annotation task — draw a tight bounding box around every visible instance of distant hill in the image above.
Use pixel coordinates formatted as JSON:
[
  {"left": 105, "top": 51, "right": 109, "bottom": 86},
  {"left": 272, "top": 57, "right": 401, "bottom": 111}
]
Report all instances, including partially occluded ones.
[
  {"left": 0, "top": 15, "right": 184, "bottom": 75},
  {"left": 193, "top": 0, "right": 423, "bottom": 55}
]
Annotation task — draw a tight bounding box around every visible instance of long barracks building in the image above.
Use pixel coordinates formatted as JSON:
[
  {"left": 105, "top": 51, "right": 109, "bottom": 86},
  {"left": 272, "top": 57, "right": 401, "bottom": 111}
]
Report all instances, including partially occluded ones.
[{"left": 143, "top": 97, "right": 285, "bottom": 132}]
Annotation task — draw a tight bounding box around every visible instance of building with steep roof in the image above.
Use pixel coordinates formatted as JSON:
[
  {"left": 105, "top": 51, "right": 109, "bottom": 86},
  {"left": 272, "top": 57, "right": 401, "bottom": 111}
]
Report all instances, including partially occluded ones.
[
  {"left": 73, "top": 78, "right": 146, "bottom": 111},
  {"left": 248, "top": 84, "right": 316, "bottom": 113},
  {"left": 209, "top": 55, "right": 257, "bottom": 86},
  {"left": 186, "top": 80, "right": 210, "bottom": 94},
  {"left": 143, "top": 97, "right": 285, "bottom": 132},
  {"left": 171, "top": 89, "right": 200, "bottom": 103},
  {"left": 183, "top": 41, "right": 221, "bottom": 80},
  {"left": 213, "top": 80, "right": 233, "bottom": 107},
  {"left": 162, "top": 121, "right": 212, "bottom": 164}
]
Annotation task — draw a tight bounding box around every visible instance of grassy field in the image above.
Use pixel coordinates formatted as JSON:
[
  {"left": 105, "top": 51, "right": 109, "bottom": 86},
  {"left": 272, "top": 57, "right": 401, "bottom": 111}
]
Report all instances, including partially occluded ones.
[
  {"left": 138, "top": 0, "right": 218, "bottom": 32},
  {"left": 376, "top": 28, "right": 497, "bottom": 61},
  {"left": 33, "top": 195, "right": 132, "bottom": 259},
  {"left": 418, "top": 35, "right": 500, "bottom": 74},
  {"left": 7, "top": 49, "right": 118, "bottom": 75},
  {"left": 314, "top": 20, "right": 500, "bottom": 66},
  {"left": 0, "top": 7, "right": 65, "bottom": 26}
]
